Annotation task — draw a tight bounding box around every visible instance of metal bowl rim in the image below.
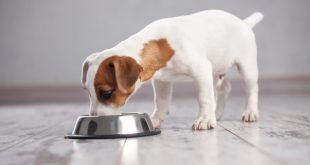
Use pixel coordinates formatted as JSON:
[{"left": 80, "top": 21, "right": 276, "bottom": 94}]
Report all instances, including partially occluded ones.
[{"left": 77, "top": 112, "right": 147, "bottom": 118}]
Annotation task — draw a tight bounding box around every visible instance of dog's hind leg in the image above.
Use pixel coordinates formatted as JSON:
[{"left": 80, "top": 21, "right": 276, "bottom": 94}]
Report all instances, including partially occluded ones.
[
  {"left": 151, "top": 79, "right": 173, "bottom": 129},
  {"left": 215, "top": 75, "right": 231, "bottom": 121},
  {"left": 237, "top": 59, "right": 259, "bottom": 122}
]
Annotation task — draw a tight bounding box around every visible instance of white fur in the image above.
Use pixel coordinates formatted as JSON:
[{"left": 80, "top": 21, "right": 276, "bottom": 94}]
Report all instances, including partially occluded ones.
[{"left": 82, "top": 10, "right": 263, "bottom": 129}]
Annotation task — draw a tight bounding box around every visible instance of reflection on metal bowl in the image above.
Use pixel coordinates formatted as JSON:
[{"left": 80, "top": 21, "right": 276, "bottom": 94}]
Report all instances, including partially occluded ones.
[{"left": 65, "top": 113, "right": 161, "bottom": 139}]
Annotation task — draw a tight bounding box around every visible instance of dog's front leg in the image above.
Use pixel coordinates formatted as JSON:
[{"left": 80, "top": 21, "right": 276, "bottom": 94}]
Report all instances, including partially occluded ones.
[
  {"left": 192, "top": 63, "right": 217, "bottom": 130},
  {"left": 151, "top": 79, "right": 173, "bottom": 129}
]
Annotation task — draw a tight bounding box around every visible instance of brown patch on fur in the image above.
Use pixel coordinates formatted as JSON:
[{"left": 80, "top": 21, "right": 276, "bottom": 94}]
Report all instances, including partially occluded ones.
[
  {"left": 139, "top": 38, "right": 175, "bottom": 81},
  {"left": 94, "top": 56, "right": 141, "bottom": 107}
]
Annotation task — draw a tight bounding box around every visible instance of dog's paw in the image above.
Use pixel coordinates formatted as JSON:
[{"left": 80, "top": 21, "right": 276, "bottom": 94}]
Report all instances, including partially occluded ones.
[
  {"left": 151, "top": 117, "right": 162, "bottom": 129},
  {"left": 192, "top": 116, "right": 216, "bottom": 130},
  {"left": 242, "top": 110, "right": 259, "bottom": 122}
]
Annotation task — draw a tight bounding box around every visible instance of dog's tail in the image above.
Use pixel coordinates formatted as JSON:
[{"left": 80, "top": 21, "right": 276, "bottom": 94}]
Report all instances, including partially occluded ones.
[{"left": 244, "top": 12, "right": 264, "bottom": 28}]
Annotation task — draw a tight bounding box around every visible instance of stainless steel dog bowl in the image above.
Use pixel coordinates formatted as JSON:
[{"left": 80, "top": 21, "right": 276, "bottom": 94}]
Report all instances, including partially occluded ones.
[{"left": 64, "top": 113, "right": 161, "bottom": 139}]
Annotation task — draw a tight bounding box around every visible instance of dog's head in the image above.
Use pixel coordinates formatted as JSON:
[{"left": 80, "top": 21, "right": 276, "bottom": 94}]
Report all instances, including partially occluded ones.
[
  {"left": 81, "top": 53, "right": 142, "bottom": 116},
  {"left": 81, "top": 38, "right": 174, "bottom": 116}
]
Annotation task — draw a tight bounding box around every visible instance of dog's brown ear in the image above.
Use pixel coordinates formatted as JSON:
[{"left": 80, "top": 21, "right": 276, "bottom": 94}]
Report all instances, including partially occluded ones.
[
  {"left": 111, "top": 56, "right": 142, "bottom": 94},
  {"left": 81, "top": 53, "right": 98, "bottom": 89}
]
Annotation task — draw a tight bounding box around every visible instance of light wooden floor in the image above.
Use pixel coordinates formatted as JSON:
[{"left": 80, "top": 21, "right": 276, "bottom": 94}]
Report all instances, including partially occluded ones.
[{"left": 0, "top": 80, "right": 310, "bottom": 165}]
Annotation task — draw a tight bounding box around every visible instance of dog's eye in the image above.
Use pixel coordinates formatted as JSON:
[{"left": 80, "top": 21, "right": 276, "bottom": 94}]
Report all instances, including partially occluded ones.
[{"left": 99, "top": 90, "right": 113, "bottom": 100}]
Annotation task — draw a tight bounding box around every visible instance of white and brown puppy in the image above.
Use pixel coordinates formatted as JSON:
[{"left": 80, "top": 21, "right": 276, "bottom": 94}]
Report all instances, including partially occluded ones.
[{"left": 81, "top": 10, "right": 263, "bottom": 130}]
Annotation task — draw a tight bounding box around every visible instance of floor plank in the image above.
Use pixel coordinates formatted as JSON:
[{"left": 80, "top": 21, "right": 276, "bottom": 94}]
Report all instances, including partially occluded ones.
[
  {"left": 122, "top": 127, "right": 276, "bottom": 165},
  {"left": 0, "top": 119, "right": 126, "bottom": 165},
  {"left": 218, "top": 93, "right": 310, "bottom": 165},
  {"left": 0, "top": 104, "right": 86, "bottom": 152}
]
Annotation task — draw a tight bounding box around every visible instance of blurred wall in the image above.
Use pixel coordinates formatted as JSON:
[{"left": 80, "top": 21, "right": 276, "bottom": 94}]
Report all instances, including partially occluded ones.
[{"left": 0, "top": 0, "right": 309, "bottom": 88}]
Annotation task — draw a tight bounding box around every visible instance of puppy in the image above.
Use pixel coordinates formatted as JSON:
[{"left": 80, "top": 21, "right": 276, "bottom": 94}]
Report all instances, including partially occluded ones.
[{"left": 81, "top": 10, "right": 263, "bottom": 130}]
